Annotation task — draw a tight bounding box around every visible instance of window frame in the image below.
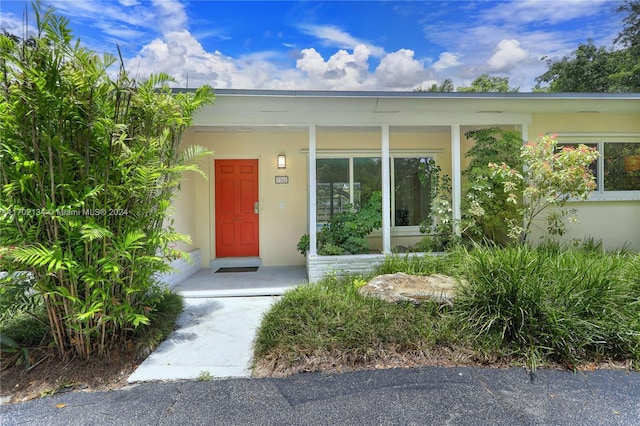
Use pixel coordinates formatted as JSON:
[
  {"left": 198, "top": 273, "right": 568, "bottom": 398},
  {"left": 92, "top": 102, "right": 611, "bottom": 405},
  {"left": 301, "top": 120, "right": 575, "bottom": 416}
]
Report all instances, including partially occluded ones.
[
  {"left": 556, "top": 134, "right": 640, "bottom": 202},
  {"left": 314, "top": 150, "right": 440, "bottom": 236}
]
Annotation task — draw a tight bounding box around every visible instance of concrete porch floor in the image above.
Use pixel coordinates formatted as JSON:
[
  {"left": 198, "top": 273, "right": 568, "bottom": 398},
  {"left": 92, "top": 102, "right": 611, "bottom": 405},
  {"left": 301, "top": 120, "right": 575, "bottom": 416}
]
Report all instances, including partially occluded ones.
[{"left": 172, "top": 266, "right": 308, "bottom": 298}]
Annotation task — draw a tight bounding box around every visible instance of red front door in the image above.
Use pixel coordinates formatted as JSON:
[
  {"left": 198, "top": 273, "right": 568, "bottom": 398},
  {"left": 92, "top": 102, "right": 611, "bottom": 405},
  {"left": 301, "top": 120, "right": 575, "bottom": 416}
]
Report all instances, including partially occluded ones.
[{"left": 215, "top": 160, "right": 259, "bottom": 257}]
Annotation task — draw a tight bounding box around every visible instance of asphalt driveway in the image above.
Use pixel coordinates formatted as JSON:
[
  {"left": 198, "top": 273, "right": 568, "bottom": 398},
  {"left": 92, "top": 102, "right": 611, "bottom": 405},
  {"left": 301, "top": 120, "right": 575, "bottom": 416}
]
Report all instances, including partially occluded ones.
[{"left": 2, "top": 366, "right": 638, "bottom": 425}]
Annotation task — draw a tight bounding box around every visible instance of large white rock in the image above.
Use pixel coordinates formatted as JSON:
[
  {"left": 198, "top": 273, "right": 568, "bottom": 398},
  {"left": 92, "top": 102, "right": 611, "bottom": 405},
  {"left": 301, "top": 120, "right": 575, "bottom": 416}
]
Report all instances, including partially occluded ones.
[{"left": 358, "top": 272, "right": 459, "bottom": 305}]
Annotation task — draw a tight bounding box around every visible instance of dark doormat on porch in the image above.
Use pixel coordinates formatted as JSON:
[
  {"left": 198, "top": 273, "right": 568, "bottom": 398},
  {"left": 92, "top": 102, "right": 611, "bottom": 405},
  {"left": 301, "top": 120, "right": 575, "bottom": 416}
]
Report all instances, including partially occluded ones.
[{"left": 215, "top": 266, "right": 259, "bottom": 273}]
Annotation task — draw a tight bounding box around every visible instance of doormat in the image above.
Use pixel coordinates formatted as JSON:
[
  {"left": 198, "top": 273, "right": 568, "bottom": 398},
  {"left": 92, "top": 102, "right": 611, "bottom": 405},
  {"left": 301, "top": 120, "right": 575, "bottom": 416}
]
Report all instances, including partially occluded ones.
[{"left": 215, "top": 266, "right": 259, "bottom": 273}]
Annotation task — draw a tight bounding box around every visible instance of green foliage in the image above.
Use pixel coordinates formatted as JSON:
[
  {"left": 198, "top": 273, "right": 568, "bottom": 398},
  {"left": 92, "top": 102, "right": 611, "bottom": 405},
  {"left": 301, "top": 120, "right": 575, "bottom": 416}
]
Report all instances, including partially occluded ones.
[
  {"left": 416, "top": 159, "right": 460, "bottom": 251},
  {"left": 0, "top": 4, "right": 213, "bottom": 360},
  {"left": 132, "top": 290, "right": 184, "bottom": 357},
  {"left": 197, "top": 371, "right": 214, "bottom": 381},
  {"left": 0, "top": 271, "right": 41, "bottom": 323},
  {"left": 0, "top": 335, "right": 32, "bottom": 369},
  {"left": 536, "top": 4, "right": 640, "bottom": 93},
  {"left": 534, "top": 42, "right": 638, "bottom": 92},
  {"left": 253, "top": 274, "right": 454, "bottom": 368},
  {"left": 462, "top": 128, "right": 524, "bottom": 244},
  {"left": 375, "top": 251, "right": 464, "bottom": 277},
  {"left": 455, "top": 244, "right": 640, "bottom": 366},
  {"left": 457, "top": 74, "right": 519, "bottom": 92},
  {"left": 298, "top": 191, "right": 382, "bottom": 255},
  {"left": 254, "top": 245, "right": 639, "bottom": 373},
  {"left": 489, "top": 134, "right": 599, "bottom": 242},
  {"left": 615, "top": 0, "right": 640, "bottom": 54},
  {"left": 414, "top": 79, "right": 454, "bottom": 92}
]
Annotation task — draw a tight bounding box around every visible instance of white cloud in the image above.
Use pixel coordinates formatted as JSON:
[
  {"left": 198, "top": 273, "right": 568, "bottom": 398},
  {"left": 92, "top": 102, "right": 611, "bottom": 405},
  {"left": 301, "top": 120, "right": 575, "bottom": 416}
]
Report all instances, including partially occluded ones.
[
  {"left": 375, "top": 49, "right": 431, "bottom": 90},
  {"left": 52, "top": 0, "right": 155, "bottom": 29},
  {"left": 128, "top": 31, "right": 230, "bottom": 88},
  {"left": 10, "top": 0, "right": 619, "bottom": 92},
  {"left": 0, "top": 13, "right": 35, "bottom": 37},
  {"left": 151, "top": 0, "right": 188, "bottom": 33},
  {"left": 294, "top": 44, "right": 375, "bottom": 90},
  {"left": 127, "top": 30, "right": 296, "bottom": 89},
  {"left": 297, "top": 24, "right": 385, "bottom": 57},
  {"left": 486, "top": 39, "right": 528, "bottom": 72},
  {"left": 432, "top": 52, "right": 462, "bottom": 71},
  {"left": 484, "top": 0, "right": 611, "bottom": 26}
]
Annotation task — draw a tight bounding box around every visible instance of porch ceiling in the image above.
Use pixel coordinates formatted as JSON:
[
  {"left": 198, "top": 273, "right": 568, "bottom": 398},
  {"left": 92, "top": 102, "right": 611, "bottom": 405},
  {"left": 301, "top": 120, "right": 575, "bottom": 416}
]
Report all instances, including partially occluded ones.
[{"left": 192, "top": 90, "right": 639, "bottom": 129}]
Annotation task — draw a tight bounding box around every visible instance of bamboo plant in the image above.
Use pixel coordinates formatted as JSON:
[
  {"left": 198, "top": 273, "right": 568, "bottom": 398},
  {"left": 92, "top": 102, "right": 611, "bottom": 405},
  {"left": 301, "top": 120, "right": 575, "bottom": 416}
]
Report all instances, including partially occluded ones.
[{"left": 0, "top": 4, "right": 214, "bottom": 360}]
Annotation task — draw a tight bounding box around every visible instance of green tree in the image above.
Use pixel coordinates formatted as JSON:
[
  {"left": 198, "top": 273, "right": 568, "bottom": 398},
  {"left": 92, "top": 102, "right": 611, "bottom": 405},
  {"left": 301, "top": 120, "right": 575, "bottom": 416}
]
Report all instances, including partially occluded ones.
[
  {"left": 462, "top": 128, "right": 524, "bottom": 244},
  {"left": 615, "top": 0, "right": 640, "bottom": 54},
  {"left": 489, "top": 134, "right": 599, "bottom": 242},
  {"left": 534, "top": 42, "right": 636, "bottom": 92},
  {"left": 535, "top": 2, "right": 640, "bottom": 92},
  {"left": 0, "top": 4, "right": 214, "bottom": 360},
  {"left": 414, "top": 79, "right": 454, "bottom": 92},
  {"left": 457, "top": 74, "right": 519, "bottom": 92}
]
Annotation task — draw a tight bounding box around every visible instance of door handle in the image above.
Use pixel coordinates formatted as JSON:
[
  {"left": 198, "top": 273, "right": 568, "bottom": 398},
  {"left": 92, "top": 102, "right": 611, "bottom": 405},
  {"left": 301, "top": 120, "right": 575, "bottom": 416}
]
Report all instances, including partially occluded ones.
[{"left": 254, "top": 201, "right": 259, "bottom": 214}]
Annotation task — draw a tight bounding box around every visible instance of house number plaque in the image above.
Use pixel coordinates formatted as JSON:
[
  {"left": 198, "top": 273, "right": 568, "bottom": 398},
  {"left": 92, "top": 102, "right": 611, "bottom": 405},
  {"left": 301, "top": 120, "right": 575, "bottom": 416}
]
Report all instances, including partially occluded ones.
[{"left": 275, "top": 176, "right": 289, "bottom": 184}]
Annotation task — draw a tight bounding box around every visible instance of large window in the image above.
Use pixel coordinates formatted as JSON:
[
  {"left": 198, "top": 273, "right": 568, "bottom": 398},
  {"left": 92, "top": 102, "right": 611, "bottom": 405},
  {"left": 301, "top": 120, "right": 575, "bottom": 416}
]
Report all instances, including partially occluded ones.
[
  {"left": 316, "top": 155, "right": 434, "bottom": 228},
  {"left": 558, "top": 139, "right": 640, "bottom": 196},
  {"left": 316, "top": 157, "right": 382, "bottom": 223},
  {"left": 393, "top": 158, "right": 431, "bottom": 226},
  {"left": 316, "top": 159, "right": 350, "bottom": 223},
  {"left": 604, "top": 142, "right": 640, "bottom": 191}
]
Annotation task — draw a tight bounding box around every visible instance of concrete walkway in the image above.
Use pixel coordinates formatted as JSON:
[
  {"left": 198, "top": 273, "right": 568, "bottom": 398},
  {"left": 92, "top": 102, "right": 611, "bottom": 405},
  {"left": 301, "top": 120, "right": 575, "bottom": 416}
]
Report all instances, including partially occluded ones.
[
  {"left": 128, "top": 266, "right": 306, "bottom": 383},
  {"left": 128, "top": 296, "right": 278, "bottom": 382},
  {"left": 173, "top": 266, "right": 306, "bottom": 297}
]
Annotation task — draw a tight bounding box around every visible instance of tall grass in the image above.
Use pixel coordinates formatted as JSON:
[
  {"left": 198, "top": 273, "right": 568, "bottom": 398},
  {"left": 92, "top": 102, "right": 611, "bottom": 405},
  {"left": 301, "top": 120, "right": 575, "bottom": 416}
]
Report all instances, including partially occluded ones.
[
  {"left": 375, "top": 250, "right": 465, "bottom": 277},
  {"left": 254, "top": 244, "right": 639, "bottom": 373},
  {"left": 455, "top": 244, "right": 639, "bottom": 365},
  {"left": 254, "top": 275, "right": 456, "bottom": 366}
]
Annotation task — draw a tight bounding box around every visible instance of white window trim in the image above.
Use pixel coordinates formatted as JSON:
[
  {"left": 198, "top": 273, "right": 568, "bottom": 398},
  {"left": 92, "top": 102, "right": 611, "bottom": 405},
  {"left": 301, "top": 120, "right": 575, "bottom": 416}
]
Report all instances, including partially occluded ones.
[
  {"left": 556, "top": 134, "right": 640, "bottom": 202},
  {"left": 313, "top": 150, "right": 441, "bottom": 236}
]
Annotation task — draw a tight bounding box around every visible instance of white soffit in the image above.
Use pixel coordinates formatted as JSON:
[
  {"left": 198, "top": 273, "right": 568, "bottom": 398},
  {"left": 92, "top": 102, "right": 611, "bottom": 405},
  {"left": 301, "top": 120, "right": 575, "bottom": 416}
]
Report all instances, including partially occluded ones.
[{"left": 191, "top": 91, "right": 640, "bottom": 128}]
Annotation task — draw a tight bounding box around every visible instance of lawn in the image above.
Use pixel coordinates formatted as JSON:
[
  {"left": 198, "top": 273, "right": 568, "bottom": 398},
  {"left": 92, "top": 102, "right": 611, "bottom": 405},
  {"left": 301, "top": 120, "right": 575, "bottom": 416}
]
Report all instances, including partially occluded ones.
[{"left": 253, "top": 243, "right": 640, "bottom": 376}]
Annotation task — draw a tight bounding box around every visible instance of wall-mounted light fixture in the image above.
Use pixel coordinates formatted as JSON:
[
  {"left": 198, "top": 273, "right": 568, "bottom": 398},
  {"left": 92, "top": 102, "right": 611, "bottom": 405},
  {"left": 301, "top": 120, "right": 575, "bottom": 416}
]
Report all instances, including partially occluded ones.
[{"left": 277, "top": 154, "right": 286, "bottom": 169}]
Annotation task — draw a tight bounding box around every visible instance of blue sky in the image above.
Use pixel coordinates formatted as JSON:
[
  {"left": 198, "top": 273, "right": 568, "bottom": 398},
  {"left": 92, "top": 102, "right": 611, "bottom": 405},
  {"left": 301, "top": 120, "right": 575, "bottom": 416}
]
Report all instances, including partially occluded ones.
[{"left": 0, "top": 1, "right": 626, "bottom": 91}]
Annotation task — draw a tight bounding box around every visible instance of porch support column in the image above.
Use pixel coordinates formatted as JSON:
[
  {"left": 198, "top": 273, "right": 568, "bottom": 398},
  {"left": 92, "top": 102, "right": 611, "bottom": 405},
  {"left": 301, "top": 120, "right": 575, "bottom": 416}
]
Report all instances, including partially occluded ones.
[
  {"left": 521, "top": 123, "right": 529, "bottom": 142},
  {"left": 381, "top": 124, "right": 391, "bottom": 253},
  {"left": 308, "top": 124, "right": 318, "bottom": 256},
  {"left": 451, "top": 124, "right": 462, "bottom": 235}
]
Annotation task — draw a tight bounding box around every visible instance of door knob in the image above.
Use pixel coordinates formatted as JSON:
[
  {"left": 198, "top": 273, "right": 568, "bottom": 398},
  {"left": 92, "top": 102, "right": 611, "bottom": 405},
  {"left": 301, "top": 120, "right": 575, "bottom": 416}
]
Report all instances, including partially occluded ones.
[{"left": 254, "top": 201, "right": 259, "bottom": 214}]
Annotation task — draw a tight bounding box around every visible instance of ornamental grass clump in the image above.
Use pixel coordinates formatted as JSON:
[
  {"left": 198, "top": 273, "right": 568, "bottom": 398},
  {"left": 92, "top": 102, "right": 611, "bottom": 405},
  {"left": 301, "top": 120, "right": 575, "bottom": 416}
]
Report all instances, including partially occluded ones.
[
  {"left": 0, "top": 4, "right": 213, "bottom": 360},
  {"left": 455, "top": 244, "right": 640, "bottom": 366}
]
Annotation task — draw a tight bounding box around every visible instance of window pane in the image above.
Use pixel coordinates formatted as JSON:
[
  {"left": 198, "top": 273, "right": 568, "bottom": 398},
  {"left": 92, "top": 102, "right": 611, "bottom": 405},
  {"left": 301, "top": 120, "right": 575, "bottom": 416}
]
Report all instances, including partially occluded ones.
[
  {"left": 394, "top": 158, "right": 431, "bottom": 226},
  {"left": 558, "top": 143, "right": 599, "bottom": 190},
  {"left": 353, "top": 157, "right": 381, "bottom": 208},
  {"left": 317, "top": 158, "right": 349, "bottom": 223},
  {"left": 604, "top": 142, "right": 640, "bottom": 191}
]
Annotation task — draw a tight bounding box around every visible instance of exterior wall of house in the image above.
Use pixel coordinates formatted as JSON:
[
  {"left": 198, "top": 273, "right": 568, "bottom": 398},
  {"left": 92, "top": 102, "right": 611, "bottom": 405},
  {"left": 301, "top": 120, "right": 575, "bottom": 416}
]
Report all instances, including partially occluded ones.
[
  {"left": 177, "top": 126, "right": 458, "bottom": 266},
  {"left": 182, "top": 128, "right": 310, "bottom": 267},
  {"left": 173, "top": 106, "right": 638, "bottom": 270},
  {"left": 528, "top": 113, "right": 640, "bottom": 250},
  {"left": 168, "top": 168, "right": 199, "bottom": 252}
]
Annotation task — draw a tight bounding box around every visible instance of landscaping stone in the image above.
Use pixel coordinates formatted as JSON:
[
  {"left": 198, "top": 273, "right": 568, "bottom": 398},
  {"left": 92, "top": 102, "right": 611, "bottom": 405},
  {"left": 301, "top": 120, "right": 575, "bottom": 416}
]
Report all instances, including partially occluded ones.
[{"left": 358, "top": 272, "right": 459, "bottom": 305}]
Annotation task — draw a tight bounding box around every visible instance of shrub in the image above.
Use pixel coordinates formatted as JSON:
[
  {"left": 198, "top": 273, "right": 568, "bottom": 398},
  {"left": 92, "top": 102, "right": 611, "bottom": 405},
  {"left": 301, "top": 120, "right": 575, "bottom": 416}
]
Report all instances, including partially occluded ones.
[
  {"left": 417, "top": 159, "right": 460, "bottom": 251},
  {"left": 462, "top": 128, "right": 524, "bottom": 244},
  {"left": 254, "top": 244, "right": 639, "bottom": 373},
  {"left": 0, "top": 4, "right": 213, "bottom": 360},
  {"left": 455, "top": 244, "right": 640, "bottom": 365},
  {"left": 489, "top": 134, "right": 599, "bottom": 242},
  {"left": 298, "top": 191, "right": 382, "bottom": 255}
]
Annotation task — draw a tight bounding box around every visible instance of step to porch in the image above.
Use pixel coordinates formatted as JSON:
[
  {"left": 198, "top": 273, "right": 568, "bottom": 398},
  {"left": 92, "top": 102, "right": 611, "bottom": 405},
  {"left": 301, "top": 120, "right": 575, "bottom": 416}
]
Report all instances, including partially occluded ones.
[{"left": 209, "top": 257, "right": 262, "bottom": 270}]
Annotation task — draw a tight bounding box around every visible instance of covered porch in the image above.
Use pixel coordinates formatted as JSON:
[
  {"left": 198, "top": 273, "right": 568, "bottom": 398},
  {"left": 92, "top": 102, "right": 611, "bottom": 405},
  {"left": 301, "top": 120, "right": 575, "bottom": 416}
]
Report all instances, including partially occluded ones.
[{"left": 178, "top": 90, "right": 638, "bottom": 284}]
